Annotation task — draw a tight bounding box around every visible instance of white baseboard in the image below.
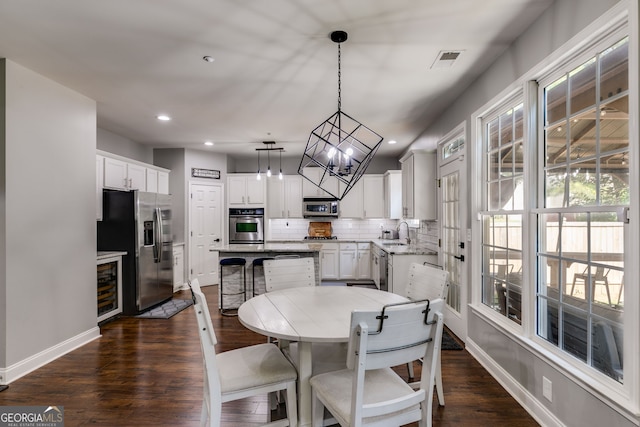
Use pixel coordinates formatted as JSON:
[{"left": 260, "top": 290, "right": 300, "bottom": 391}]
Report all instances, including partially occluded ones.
[
  {"left": 0, "top": 327, "right": 101, "bottom": 385},
  {"left": 466, "top": 338, "right": 565, "bottom": 427}
]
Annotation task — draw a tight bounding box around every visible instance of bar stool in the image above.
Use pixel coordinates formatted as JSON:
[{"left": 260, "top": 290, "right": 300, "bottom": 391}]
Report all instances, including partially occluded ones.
[
  {"left": 219, "top": 257, "right": 246, "bottom": 316},
  {"left": 251, "top": 257, "right": 274, "bottom": 297}
]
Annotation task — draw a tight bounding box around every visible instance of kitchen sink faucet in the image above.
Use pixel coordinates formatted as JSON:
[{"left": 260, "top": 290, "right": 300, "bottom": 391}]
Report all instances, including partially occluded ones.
[{"left": 397, "top": 221, "right": 411, "bottom": 245}]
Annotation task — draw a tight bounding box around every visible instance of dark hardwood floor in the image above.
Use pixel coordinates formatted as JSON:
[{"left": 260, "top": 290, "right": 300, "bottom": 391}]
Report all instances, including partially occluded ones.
[{"left": 0, "top": 286, "right": 539, "bottom": 426}]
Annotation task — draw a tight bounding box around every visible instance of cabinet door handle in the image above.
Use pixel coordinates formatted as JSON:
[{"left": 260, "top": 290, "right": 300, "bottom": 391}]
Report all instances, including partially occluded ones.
[
  {"left": 129, "top": 178, "right": 132, "bottom": 188},
  {"left": 454, "top": 254, "right": 465, "bottom": 262}
]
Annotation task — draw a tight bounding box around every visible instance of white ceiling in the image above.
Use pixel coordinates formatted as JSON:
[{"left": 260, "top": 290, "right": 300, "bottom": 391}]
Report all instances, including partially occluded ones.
[{"left": 0, "top": 0, "right": 553, "bottom": 158}]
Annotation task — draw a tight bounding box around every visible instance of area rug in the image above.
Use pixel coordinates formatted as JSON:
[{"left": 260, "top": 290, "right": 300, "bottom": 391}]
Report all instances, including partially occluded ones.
[
  {"left": 442, "top": 330, "right": 464, "bottom": 351},
  {"left": 135, "top": 298, "right": 193, "bottom": 319}
]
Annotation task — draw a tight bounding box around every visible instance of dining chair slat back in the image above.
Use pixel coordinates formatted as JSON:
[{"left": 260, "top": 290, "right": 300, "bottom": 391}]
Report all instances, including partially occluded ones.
[
  {"left": 406, "top": 262, "right": 449, "bottom": 302},
  {"left": 264, "top": 257, "right": 316, "bottom": 292},
  {"left": 310, "top": 298, "right": 445, "bottom": 427},
  {"left": 189, "top": 279, "right": 298, "bottom": 427}
]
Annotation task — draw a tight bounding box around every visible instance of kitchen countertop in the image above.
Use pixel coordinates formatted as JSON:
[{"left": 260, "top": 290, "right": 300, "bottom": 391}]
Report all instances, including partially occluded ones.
[
  {"left": 236, "top": 240, "right": 438, "bottom": 256},
  {"left": 97, "top": 251, "right": 127, "bottom": 260},
  {"left": 214, "top": 243, "right": 324, "bottom": 253}
]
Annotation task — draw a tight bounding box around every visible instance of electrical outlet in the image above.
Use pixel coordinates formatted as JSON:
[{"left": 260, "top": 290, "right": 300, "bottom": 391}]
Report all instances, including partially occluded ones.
[{"left": 542, "top": 376, "right": 552, "bottom": 402}]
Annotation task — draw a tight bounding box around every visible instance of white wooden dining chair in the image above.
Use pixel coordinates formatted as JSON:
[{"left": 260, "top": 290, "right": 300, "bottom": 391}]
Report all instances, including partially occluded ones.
[
  {"left": 189, "top": 279, "right": 298, "bottom": 427},
  {"left": 405, "top": 262, "right": 449, "bottom": 407},
  {"left": 263, "top": 257, "right": 315, "bottom": 291},
  {"left": 263, "top": 257, "right": 348, "bottom": 377},
  {"left": 309, "top": 298, "right": 445, "bottom": 427}
]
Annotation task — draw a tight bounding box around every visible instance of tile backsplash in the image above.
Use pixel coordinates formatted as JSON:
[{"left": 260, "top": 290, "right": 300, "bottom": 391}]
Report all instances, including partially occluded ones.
[{"left": 268, "top": 218, "right": 440, "bottom": 252}]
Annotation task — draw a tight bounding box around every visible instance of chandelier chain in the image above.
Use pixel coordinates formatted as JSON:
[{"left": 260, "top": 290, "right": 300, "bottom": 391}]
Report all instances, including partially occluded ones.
[{"left": 337, "top": 43, "right": 341, "bottom": 112}]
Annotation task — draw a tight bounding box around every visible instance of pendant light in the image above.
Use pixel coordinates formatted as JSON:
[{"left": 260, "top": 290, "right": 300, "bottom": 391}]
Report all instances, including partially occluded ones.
[
  {"left": 256, "top": 151, "right": 261, "bottom": 181},
  {"left": 256, "top": 141, "right": 284, "bottom": 179},
  {"left": 298, "top": 30, "right": 383, "bottom": 200}
]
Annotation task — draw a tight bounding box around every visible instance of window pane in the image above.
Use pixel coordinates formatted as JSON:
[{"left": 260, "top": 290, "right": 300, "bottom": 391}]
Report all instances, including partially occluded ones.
[
  {"left": 600, "top": 96, "right": 629, "bottom": 154},
  {"left": 514, "top": 105, "right": 524, "bottom": 140},
  {"left": 488, "top": 117, "right": 500, "bottom": 150},
  {"left": 488, "top": 151, "right": 500, "bottom": 181},
  {"left": 568, "top": 162, "right": 597, "bottom": 206},
  {"left": 488, "top": 181, "right": 501, "bottom": 210},
  {"left": 546, "top": 124, "right": 567, "bottom": 166},
  {"left": 592, "top": 318, "right": 623, "bottom": 382},
  {"left": 500, "top": 110, "right": 514, "bottom": 145},
  {"left": 561, "top": 213, "right": 589, "bottom": 262},
  {"left": 600, "top": 38, "right": 628, "bottom": 101},
  {"left": 563, "top": 307, "right": 588, "bottom": 362},
  {"left": 546, "top": 75, "right": 567, "bottom": 125},
  {"left": 569, "top": 115, "right": 596, "bottom": 160},
  {"left": 541, "top": 213, "right": 560, "bottom": 255},
  {"left": 545, "top": 169, "right": 566, "bottom": 208},
  {"left": 569, "top": 58, "right": 596, "bottom": 115},
  {"left": 537, "top": 296, "right": 557, "bottom": 344}
]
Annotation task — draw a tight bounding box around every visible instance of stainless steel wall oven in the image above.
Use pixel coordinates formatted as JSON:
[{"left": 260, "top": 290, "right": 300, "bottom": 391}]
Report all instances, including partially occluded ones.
[{"left": 229, "top": 208, "right": 264, "bottom": 244}]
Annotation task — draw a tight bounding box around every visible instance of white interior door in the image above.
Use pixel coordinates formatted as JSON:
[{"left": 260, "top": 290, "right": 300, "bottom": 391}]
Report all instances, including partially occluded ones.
[
  {"left": 189, "top": 182, "right": 223, "bottom": 286},
  {"left": 439, "top": 133, "right": 468, "bottom": 341}
]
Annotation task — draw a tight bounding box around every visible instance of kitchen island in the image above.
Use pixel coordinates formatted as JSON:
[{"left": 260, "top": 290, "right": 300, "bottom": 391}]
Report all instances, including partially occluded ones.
[{"left": 211, "top": 243, "right": 323, "bottom": 309}]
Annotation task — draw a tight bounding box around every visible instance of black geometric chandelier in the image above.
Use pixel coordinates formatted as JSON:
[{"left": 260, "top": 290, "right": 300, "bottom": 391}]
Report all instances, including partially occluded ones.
[{"left": 298, "top": 30, "right": 383, "bottom": 200}]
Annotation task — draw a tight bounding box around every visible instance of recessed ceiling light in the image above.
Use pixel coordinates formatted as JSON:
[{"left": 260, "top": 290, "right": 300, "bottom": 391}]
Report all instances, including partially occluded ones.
[
  {"left": 156, "top": 114, "right": 171, "bottom": 121},
  {"left": 203, "top": 56, "right": 215, "bottom": 63},
  {"left": 204, "top": 141, "right": 214, "bottom": 146},
  {"left": 388, "top": 140, "right": 397, "bottom": 145}
]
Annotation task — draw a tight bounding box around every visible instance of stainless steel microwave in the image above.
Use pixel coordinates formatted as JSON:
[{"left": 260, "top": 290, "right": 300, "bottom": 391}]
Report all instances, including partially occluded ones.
[{"left": 303, "top": 198, "right": 339, "bottom": 218}]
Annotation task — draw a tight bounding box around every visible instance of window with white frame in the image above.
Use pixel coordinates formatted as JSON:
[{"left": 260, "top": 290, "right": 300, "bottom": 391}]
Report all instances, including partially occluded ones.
[
  {"left": 480, "top": 99, "right": 525, "bottom": 324},
  {"left": 536, "top": 36, "right": 628, "bottom": 383}
]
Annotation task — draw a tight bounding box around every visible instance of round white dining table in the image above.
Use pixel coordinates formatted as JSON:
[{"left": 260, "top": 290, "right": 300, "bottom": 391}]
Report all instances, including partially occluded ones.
[{"left": 238, "top": 286, "right": 408, "bottom": 427}]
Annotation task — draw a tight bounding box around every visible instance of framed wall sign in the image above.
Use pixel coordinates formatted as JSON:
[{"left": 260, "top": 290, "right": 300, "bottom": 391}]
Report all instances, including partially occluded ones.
[{"left": 191, "top": 168, "right": 220, "bottom": 179}]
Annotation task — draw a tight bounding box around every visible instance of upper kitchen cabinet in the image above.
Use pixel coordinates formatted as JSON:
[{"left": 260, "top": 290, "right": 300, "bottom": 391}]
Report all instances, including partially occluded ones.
[
  {"left": 267, "top": 175, "right": 303, "bottom": 218},
  {"left": 228, "top": 173, "right": 266, "bottom": 206},
  {"left": 362, "top": 175, "right": 384, "bottom": 218},
  {"left": 302, "top": 167, "right": 339, "bottom": 198},
  {"left": 384, "top": 170, "right": 402, "bottom": 219},
  {"left": 400, "top": 151, "right": 436, "bottom": 220},
  {"left": 104, "top": 157, "right": 146, "bottom": 191},
  {"left": 145, "top": 169, "right": 169, "bottom": 194},
  {"left": 338, "top": 175, "right": 384, "bottom": 219},
  {"left": 99, "top": 151, "right": 170, "bottom": 194}
]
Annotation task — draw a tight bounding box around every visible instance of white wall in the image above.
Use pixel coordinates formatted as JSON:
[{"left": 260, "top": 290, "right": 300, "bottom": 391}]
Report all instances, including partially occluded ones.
[
  {"left": 411, "top": 0, "right": 633, "bottom": 426},
  {"left": 97, "top": 127, "right": 152, "bottom": 164},
  {"left": 1, "top": 59, "right": 99, "bottom": 382}
]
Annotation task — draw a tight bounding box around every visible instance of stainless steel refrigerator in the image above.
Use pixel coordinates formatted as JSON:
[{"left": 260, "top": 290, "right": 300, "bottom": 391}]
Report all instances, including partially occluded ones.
[{"left": 98, "top": 189, "right": 173, "bottom": 315}]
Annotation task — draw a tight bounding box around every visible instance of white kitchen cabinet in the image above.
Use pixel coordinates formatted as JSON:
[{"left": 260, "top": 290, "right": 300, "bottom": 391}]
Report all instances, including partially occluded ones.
[
  {"left": 302, "top": 167, "right": 339, "bottom": 198},
  {"left": 356, "top": 242, "right": 371, "bottom": 279},
  {"left": 338, "top": 242, "right": 371, "bottom": 280},
  {"left": 320, "top": 243, "right": 339, "bottom": 280},
  {"left": 98, "top": 151, "right": 170, "bottom": 197},
  {"left": 362, "top": 175, "right": 384, "bottom": 218},
  {"left": 96, "top": 155, "right": 104, "bottom": 221},
  {"left": 104, "top": 157, "right": 146, "bottom": 191},
  {"left": 228, "top": 174, "right": 265, "bottom": 206},
  {"left": 400, "top": 151, "right": 436, "bottom": 220},
  {"left": 267, "top": 175, "right": 303, "bottom": 218},
  {"left": 173, "top": 244, "right": 184, "bottom": 292},
  {"left": 158, "top": 171, "right": 169, "bottom": 195},
  {"left": 146, "top": 168, "right": 158, "bottom": 193},
  {"left": 339, "top": 243, "right": 358, "bottom": 279},
  {"left": 338, "top": 180, "right": 363, "bottom": 218},
  {"left": 388, "top": 254, "right": 438, "bottom": 296},
  {"left": 384, "top": 170, "right": 402, "bottom": 219},
  {"left": 338, "top": 175, "right": 384, "bottom": 219}
]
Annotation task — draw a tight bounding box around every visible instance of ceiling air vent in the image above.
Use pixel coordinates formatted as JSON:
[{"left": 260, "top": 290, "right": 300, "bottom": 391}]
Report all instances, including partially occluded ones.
[{"left": 430, "top": 50, "right": 463, "bottom": 69}]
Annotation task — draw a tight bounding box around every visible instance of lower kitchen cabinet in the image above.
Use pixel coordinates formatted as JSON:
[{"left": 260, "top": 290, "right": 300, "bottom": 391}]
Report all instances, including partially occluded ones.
[
  {"left": 388, "top": 254, "right": 438, "bottom": 296},
  {"left": 173, "top": 244, "right": 184, "bottom": 292},
  {"left": 320, "top": 243, "right": 339, "bottom": 280},
  {"left": 97, "top": 252, "right": 125, "bottom": 323},
  {"left": 357, "top": 243, "right": 371, "bottom": 279}
]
